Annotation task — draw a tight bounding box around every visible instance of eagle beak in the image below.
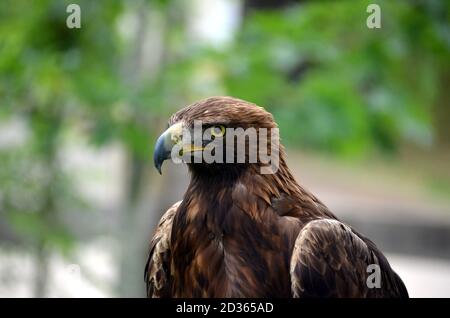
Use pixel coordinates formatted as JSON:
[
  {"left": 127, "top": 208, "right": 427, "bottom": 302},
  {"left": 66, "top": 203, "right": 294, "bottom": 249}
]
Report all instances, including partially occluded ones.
[{"left": 153, "top": 122, "right": 183, "bottom": 175}]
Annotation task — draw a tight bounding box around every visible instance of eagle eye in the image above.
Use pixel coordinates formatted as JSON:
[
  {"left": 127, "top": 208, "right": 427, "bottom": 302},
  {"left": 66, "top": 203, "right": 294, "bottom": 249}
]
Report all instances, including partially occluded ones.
[{"left": 210, "top": 125, "right": 226, "bottom": 138}]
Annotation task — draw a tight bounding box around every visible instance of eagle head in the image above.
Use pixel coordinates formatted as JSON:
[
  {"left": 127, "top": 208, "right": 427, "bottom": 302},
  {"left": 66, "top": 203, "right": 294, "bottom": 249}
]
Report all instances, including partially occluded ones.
[{"left": 153, "top": 96, "right": 281, "bottom": 177}]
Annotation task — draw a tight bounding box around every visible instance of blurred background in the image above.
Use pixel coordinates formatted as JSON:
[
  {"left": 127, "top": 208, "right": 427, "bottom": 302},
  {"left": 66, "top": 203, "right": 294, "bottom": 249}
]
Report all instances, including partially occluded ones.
[{"left": 0, "top": 0, "right": 449, "bottom": 298}]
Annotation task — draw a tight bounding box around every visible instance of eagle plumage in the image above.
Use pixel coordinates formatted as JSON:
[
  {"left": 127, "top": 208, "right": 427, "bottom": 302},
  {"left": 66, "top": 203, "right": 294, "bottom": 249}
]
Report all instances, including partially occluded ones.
[{"left": 145, "top": 96, "right": 408, "bottom": 298}]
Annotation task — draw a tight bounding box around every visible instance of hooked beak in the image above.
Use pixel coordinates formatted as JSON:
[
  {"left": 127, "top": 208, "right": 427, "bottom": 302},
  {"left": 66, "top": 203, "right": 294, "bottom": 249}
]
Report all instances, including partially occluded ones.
[
  {"left": 153, "top": 122, "right": 183, "bottom": 175},
  {"left": 153, "top": 122, "right": 204, "bottom": 174}
]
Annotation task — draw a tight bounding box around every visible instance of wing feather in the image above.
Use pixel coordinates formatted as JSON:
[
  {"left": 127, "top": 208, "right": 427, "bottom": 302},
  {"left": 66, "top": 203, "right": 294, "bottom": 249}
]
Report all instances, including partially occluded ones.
[
  {"left": 290, "top": 219, "right": 408, "bottom": 298},
  {"left": 144, "top": 201, "right": 180, "bottom": 298}
]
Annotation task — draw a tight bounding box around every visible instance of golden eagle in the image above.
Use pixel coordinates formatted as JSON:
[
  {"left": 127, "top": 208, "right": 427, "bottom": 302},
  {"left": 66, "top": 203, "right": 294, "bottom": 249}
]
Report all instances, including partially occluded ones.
[{"left": 145, "top": 96, "right": 408, "bottom": 298}]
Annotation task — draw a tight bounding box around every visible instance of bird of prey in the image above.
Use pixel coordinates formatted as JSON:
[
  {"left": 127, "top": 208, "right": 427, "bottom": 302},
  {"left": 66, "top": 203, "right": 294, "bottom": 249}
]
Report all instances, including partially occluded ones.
[{"left": 145, "top": 96, "right": 408, "bottom": 298}]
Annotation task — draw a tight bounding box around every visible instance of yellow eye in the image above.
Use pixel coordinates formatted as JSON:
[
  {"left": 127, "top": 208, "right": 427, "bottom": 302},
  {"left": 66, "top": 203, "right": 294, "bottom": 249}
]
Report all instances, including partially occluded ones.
[{"left": 211, "top": 125, "right": 226, "bottom": 138}]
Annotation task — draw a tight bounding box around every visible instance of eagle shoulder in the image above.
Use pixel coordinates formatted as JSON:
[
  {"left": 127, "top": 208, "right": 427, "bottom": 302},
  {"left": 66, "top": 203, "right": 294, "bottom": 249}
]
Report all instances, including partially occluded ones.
[
  {"left": 290, "top": 218, "right": 408, "bottom": 298},
  {"left": 145, "top": 200, "right": 181, "bottom": 297}
]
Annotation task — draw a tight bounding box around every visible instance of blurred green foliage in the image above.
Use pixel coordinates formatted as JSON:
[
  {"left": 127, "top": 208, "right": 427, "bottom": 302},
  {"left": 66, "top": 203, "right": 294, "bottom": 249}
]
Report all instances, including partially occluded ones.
[
  {"left": 221, "top": 0, "right": 449, "bottom": 154},
  {"left": 0, "top": 0, "right": 123, "bottom": 250}
]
